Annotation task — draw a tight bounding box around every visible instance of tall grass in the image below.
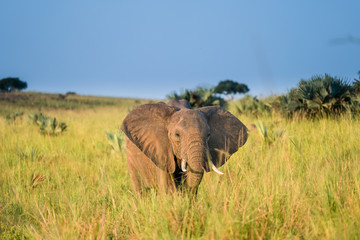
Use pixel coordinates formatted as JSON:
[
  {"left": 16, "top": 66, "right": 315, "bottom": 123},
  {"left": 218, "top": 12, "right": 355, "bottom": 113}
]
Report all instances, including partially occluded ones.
[{"left": 0, "top": 96, "right": 359, "bottom": 239}]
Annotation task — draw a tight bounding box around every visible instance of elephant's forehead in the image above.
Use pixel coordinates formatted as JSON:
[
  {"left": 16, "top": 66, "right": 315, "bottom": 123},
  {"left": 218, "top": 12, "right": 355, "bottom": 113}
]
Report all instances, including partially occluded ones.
[{"left": 171, "top": 110, "right": 206, "bottom": 128}]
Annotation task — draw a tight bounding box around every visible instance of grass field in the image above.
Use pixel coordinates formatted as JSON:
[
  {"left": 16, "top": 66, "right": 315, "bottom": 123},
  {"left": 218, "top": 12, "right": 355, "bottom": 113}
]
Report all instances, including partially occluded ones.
[{"left": 1, "top": 92, "right": 360, "bottom": 239}]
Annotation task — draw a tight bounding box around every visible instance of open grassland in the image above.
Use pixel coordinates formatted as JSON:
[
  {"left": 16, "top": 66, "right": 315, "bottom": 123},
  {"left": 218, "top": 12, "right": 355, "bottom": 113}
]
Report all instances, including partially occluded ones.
[{"left": 1, "top": 93, "right": 360, "bottom": 239}]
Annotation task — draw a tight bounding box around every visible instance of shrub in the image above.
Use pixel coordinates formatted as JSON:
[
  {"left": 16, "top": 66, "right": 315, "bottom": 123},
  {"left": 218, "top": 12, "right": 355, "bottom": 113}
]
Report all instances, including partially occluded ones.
[
  {"left": 275, "top": 74, "right": 359, "bottom": 118},
  {"left": 167, "top": 86, "right": 226, "bottom": 108},
  {"left": 29, "top": 113, "right": 67, "bottom": 136},
  {"left": 5, "top": 112, "right": 24, "bottom": 123},
  {"left": 255, "top": 121, "right": 285, "bottom": 145},
  {"left": 353, "top": 71, "right": 360, "bottom": 96},
  {"left": 106, "top": 130, "right": 125, "bottom": 154},
  {"left": 231, "top": 95, "right": 272, "bottom": 117},
  {"left": 353, "top": 79, "right": 360, "bottom": 96}
]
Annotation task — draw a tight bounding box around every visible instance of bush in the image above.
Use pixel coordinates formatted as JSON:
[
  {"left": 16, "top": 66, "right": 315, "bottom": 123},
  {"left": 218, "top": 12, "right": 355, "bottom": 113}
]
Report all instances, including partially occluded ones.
[
  {"left": 255, "top": 121, "right": 285, "bottom": 145},
  {"left": 29, "top": 113, "right": 67, "bottom": 136},
  {"left": 167, "top": 86, "right": 227, "bottom": 108},
  {"left": 275, "top": 74, "right": 359, "bottom": 118},
  {"left": 231, "top": 95, "right": 272, "bottom": 117},
  {"left": 353, "top": 71, "right": 360, "bottom": 96},
  {"left": 5, "top": 112, "right": 24, "bottom": 123},
  {"left": 106, "top": 130, "right": 125, "bottom": 154}
]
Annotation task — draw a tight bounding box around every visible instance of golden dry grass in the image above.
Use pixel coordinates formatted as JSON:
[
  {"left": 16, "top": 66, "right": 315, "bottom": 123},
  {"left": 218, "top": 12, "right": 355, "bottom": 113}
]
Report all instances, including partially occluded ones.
[{"left": 0, "top": 95, "right": 359, "bottom": 239}]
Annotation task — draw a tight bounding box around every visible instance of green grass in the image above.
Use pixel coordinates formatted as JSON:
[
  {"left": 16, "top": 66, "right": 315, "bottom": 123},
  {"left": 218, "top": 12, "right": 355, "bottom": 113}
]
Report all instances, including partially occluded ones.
[{"left": 1, "top": 93, "right": 359, "bottom": 239}]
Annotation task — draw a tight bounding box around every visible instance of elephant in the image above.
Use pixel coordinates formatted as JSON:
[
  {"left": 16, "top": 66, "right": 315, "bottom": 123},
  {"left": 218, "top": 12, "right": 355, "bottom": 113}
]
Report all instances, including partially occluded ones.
[
  {"left": 120, "top": 100, "right": 248, "bottom": 194},
  {"left": 167, "top": 99, "right": 191, "bottom": 109}
]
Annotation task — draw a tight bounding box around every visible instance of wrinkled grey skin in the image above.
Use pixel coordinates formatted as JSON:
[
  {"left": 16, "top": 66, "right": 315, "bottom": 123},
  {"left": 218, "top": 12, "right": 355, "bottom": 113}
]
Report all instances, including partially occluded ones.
[
  {"left": 121, "top": 100, "right": 248, "bottom": 194},
  {"left": 168, "top": 99, "right": 191, "bottom": 109}
]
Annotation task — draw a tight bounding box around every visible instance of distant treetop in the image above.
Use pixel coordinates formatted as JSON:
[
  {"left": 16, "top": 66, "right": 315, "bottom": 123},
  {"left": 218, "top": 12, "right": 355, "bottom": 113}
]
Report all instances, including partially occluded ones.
[
  {"left": 0, "top": 77, "right": 27, "bottom": 92},
  {"left": 214, "top": 80, "right": 249, "bottom": 98}
]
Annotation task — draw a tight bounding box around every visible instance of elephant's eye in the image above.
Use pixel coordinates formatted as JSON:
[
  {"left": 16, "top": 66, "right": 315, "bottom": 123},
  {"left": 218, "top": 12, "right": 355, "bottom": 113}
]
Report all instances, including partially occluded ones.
[
  {"left": 175, "top": 132, "right": 180, "bottom": 138},
  {"left": 207, "top": 133, "right": 211, "bottom": 139}
]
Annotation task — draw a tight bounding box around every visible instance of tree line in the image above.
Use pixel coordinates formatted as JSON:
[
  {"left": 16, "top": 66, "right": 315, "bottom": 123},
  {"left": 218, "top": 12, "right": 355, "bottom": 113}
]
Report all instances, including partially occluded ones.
[{"left": 167, "top": 72, "right": 360, "bottom": 118}]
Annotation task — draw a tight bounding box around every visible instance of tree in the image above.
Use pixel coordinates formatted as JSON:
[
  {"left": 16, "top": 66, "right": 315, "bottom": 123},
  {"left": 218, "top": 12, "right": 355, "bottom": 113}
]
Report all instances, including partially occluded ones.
[
  {"left": 213, "top": 80, "right": 249, "bottom": 99},
  {"left": 0, "top": 77, "right": 27, "bottom": 92}
]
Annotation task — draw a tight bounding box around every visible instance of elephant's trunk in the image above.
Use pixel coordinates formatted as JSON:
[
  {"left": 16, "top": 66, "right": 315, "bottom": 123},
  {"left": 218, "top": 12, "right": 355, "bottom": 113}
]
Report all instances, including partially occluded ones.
[
  {"left": 185, "top": 144, "right": 206, "bottom": 188},
  {"left": 186, "top": 171, "right": 204, "bottom": 188}
]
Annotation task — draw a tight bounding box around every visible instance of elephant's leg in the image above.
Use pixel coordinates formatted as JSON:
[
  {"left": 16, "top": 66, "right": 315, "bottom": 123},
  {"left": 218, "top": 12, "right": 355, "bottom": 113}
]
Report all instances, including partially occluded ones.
[
  {"left": 125, "top": 137, "right": 159, "bottom": 191},
  {"left": 125, "top": 138, "right": 149, "bottom": 192},
  {"left": 125, "top": 137, "right": 177, "bottom": 193},
  {"left": 127, "top": 160, "right": 142, "bottom": 193},
  {"left": 157, "top": 168, "right": 176, "bottom": 193}
]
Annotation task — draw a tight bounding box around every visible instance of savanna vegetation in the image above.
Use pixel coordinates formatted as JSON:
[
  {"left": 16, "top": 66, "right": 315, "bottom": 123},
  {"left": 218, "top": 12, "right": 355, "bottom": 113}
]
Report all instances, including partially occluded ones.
[
  {"left": 0, "top": 77, "right": 27, "bottom": 92},
  {"left": 1, "top": 76, "right": 360, "bottom": 239},
  {"left": 166, "top": 79, "right": 249, "bottom": 108}
]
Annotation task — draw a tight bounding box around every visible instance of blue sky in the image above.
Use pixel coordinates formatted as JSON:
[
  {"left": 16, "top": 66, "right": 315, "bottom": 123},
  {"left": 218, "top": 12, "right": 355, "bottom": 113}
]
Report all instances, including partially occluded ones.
[{"left": 1, "top": 1, "right": 359, "bottom": 99}]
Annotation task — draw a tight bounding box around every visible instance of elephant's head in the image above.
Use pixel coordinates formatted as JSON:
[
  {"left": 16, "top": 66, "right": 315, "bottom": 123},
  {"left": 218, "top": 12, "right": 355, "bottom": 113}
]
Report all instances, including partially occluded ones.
[{"left": 121, "top": 102, "right": 248, "bottom": 191}]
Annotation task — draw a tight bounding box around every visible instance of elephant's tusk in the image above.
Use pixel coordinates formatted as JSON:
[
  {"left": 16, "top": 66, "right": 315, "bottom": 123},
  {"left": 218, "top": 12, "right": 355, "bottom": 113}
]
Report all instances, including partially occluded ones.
[
  {"left": 210, "top": 160, "right": 224, "bottom": 175},
  {"left": 181, "top": 159, "right": 187, "bottom": 172}
]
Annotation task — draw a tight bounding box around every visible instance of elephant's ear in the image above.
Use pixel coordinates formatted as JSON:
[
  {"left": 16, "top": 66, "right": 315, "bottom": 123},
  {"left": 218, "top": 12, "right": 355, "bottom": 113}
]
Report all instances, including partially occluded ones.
[
  {"left": 121, "top": 102, "right": 178, "bottom": 173},
  {"left": 197, "top": 106, "right": 248, "bottom": 167}
]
